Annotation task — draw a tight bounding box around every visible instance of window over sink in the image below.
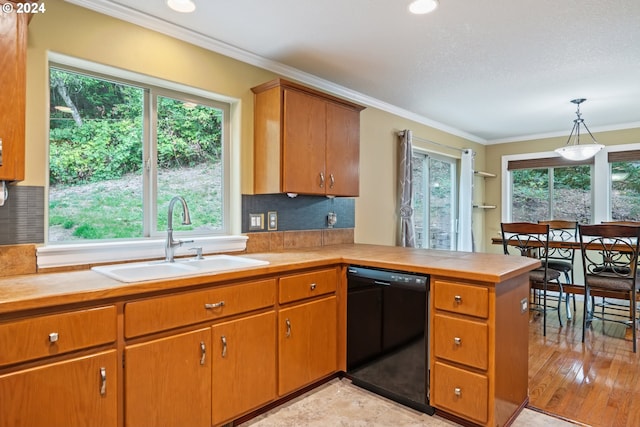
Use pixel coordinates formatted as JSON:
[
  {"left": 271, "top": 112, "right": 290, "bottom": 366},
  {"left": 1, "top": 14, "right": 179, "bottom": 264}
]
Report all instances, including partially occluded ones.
[{"left": 39, "top": 54, "right": 244, "bottom": 268}]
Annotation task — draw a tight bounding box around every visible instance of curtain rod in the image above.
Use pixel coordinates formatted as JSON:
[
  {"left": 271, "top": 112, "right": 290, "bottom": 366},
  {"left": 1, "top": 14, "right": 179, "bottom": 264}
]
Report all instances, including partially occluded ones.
[{"left": 397, "top": 130, "right": 464, "bottom": 153}]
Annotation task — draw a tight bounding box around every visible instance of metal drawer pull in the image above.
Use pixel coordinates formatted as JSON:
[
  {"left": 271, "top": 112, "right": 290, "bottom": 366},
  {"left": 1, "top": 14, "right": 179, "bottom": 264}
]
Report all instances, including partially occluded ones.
[
  {"left": 221, "top": 335, "right": 227, "bottom": 358},
  {"left": 454, "top": 295, "right": 462, "bottom": 304},
  {"left": 285, "top": 318, "right": 292, "bottom": 338},
  {"left": 454, "top": 387, "right": 462, "bottom": 397},
  {"left": 319, "top": 172, "right": 325, "bottom": 188},
  {"left": 310, "top": 283, "right": 317, "bottom": 290},
  {"left": 200, "top": 341, "right": 206, "bottom": 365},
  {"left": 454, "top": 337, "right": 462, "bottom": 346},
  {"left": 48, "top": 332, "right": 59, "bottom": 343},
  {"left": 329, "top": 173, "right": 335, "bottom": 188},
  {"left": 99, "top": 367, "right": 107, "bottom": 396},
  {"left": 204, "top": 301, "right": 225, "bottom": 309}
]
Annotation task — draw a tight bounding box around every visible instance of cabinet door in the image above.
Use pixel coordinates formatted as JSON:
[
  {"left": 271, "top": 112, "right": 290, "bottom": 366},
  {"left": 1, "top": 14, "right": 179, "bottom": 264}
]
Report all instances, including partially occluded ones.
[
  {"left": 0, "top": 2, "right": 27, "bottom": 181},
  {"left": 211, "top": 311, "right": 276, "bottom": 425},
  {"left": 326, "top": 102, "right": 360, "bottom": 196},
  {"left": 125, "top": 328, "right": 211, "bottom": 427},
  {"left": 283, "top": 89, "right": 326, "bottom": 194},
  {"left": 278, "top": 296, "right": 337, "bottom": 395},
  {"left": 0, "top": 350, "right": 118, "bottom": 427}
]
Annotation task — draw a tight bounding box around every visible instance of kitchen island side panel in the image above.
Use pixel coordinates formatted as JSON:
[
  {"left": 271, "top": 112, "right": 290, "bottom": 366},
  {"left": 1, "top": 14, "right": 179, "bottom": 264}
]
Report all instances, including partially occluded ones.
[{"left": 494, "top": 273, "right": 530, "bottom": 426}]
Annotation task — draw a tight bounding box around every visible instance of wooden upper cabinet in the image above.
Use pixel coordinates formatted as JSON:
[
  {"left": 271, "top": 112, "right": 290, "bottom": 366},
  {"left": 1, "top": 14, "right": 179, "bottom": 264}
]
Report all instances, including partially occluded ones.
[
  {"left": 252, "top": 78, "right": 365, "bottom": 196},
  {"left": 282, "top": 89, "right": 327, "bottom": 195},
  {"left": 0, "top": 1, "right": 29, "bottom": 182},
  {"left": 326, "top": 102, "right": 360, "bottom": 196}
]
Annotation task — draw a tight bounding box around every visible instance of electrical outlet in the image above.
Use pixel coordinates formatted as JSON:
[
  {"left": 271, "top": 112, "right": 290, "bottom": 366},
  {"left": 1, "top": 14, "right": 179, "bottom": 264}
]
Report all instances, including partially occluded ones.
[
  {"left": 249, "top": 213, "right": 264, "bottom": 230},
  {"left": 268, "top": 211, "right": 278, "bottom": 230}
]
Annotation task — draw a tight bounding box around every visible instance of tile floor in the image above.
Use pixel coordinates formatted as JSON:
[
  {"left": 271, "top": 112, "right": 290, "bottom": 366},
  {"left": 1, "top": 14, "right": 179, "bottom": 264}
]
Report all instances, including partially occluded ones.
[{"left": 239, "top": 379, "right": 581, "bottom": 427}]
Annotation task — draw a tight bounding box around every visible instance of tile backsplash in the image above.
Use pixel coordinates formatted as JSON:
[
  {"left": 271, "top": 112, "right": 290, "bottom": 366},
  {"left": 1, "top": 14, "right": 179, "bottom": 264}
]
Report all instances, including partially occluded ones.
[
  {"left": 0, "top": 186, "right": 44, "bottom": 245},
  {"left": 241, "top": 194, "right": 354, "bottom": 232}
]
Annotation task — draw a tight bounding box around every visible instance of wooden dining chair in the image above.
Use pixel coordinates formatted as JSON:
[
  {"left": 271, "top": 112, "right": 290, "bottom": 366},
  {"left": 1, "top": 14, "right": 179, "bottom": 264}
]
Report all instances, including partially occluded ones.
[
  {"left": 578, "top": 223, "right": 640, "bottom": 353},
  {"left": 501, "top": 222, "right": 563, "bottom": 336},
  {"left": 539, "top": 220, "right": 579, "bottom": 319}
]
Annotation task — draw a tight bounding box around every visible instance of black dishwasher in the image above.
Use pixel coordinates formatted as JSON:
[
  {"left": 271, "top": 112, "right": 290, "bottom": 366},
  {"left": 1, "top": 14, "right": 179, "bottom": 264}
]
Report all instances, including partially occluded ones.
[{"left": 346, "top": 265, "right": 434, "bottom": 415}]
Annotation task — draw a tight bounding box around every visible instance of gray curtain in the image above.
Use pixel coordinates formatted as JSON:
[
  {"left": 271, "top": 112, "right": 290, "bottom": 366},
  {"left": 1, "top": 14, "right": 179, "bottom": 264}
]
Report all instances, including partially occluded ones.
[{"left": 398, "top": 130, "right": 416, "bottom": 247}]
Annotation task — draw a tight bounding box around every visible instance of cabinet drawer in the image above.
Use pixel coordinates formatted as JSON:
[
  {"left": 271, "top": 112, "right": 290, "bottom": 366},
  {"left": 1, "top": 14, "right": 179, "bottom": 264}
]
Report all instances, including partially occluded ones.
[
  {"left": 433, "top": 314, "right": 488, "bottom": 370},
  {"left": 432, "top": 361, "right": 488, "bottom": 424},
  {"left": 434, "top": 280, "right": 489, "bottom": 318},
  {"left": 0, "top": 306, "right": 117, "bottom": 367},
  {"left": 125, "top": 279, "right": 276, "bottom": 338},
  {"left": 279, "top": 268, "right": 337, "bottom": 304}
]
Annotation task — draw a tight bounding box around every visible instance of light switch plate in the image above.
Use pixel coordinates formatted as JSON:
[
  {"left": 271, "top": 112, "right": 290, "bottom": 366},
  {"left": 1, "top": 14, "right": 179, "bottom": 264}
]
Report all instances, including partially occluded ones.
[
  {"left": 268, "top": 211, "right": 278, "bottom": 230},
  {"left": 249, "top": 213, "right": 264, "bottom": 230}
]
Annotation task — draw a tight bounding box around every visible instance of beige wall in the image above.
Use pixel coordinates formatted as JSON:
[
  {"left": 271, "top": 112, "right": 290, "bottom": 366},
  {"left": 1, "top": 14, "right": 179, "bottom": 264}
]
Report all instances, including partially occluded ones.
[
  {"left": 356, "top": 108, "right": 486, "bottom": 246},
  {"left": 483, "top": 127, "right": 640, "bottom": 254},
  {"left": 25, "top": 0, "right": 486, "bottom": 249}
]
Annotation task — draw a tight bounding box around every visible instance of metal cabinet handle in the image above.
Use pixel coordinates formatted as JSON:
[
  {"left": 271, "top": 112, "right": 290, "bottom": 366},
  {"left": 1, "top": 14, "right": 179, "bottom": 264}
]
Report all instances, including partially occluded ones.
[
  {"left": 99, "top": 367, "right": 107, "bottom": 396},
  {"left": 454, "top": 387, "right": 462, "bottom": 397},
  {"left": 454, "top": 337, "right": 462, "bottom": 346},
  {"left": 319, "top": 172, "right": 325, "bottom": 188},
  {"left": 329, "top": 173, "right": 335, "bottom": 188},
  {"left": 285, "top": 318, "right": 292, "bottom": 338},
  {"left": 205, "top": 301, "right": 225, "bottom": 309},
  {"left": 310, "top": 283, "right": 317, "bottom": 290},
  {"left": 221, "top": 335, "right": 227, "bottom": 358},
  {"left": 200, "top": 341, "right": 206, "bottom": 365},
  {"left": 454, "top": 295, "right": 462, "bottom": 304},
  {"left": 48, "top": 332, "right": 59, "bottom": 343}
]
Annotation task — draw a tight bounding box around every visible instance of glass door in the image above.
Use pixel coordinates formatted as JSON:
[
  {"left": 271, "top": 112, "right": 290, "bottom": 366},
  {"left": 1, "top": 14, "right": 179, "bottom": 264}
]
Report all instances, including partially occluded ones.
[{"left": 412, "top": 152, "right": 457, "bottom": 250}]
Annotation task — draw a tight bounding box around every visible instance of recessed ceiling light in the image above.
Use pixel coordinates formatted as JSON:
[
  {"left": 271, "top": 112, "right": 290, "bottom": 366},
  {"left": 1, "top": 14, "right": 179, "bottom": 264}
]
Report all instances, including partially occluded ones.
[
  {"left": 167, "top": 0, "right": 196, "bottom": 13},
  {"left": 408, "top": 0, "right": 439, "bottom": 14}
]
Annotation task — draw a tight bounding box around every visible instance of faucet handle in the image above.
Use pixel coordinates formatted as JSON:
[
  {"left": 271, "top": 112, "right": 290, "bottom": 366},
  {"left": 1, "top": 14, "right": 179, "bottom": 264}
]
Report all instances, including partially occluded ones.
[{"left": 189, "top": 247, "right": 204, "bottom": 259}]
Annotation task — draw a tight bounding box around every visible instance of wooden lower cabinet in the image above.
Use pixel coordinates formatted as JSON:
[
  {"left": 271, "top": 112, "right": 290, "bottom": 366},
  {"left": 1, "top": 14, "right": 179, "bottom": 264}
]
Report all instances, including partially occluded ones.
[
  {"left": 278, "top": 296, "right": 337, "bottom": 396},
  {"left": 431, "top": 276, "right": 529, "bottom": 427},
  {"left": 0, "top": 350, "right": 118, "bottom": 427},
  {"left": 124, "top": 328, "right": 211, "bottom": 427},
  {"left": 211, "top": 311, "right": 277, "bottom": 426}
]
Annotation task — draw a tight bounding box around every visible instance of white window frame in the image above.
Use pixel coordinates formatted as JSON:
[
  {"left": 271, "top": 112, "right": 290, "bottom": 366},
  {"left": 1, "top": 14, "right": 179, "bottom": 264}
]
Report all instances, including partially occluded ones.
[
  {"left": 38, "top": 53, "right": 245, "bottom": 268},
  {"left": 501, "top": 142, "right": 640, "bottom": 224}
]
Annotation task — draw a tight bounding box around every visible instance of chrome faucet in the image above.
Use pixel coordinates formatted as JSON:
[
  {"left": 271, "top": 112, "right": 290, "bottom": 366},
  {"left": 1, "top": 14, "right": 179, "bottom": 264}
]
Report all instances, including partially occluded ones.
[{"left": 165, "top": 196, "right": 193, "bottom": 263}]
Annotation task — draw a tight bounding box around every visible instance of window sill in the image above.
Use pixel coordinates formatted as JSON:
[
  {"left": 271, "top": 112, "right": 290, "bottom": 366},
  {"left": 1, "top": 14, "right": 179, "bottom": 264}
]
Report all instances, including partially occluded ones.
[{"left": 36, "top": 235, "right": 248, "bottom": 269}]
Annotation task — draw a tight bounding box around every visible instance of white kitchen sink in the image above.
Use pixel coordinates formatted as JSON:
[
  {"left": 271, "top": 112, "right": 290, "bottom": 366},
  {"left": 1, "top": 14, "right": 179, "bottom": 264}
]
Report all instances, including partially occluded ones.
[{"left": 92, "top": 255, "right": 269, "bottom": 283}]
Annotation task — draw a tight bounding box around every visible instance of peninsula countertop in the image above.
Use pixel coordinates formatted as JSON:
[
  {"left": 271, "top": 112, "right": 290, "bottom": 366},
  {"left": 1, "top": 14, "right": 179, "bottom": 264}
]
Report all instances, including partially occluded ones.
[{"left": 0, "top": 243, "right": 539, "bottom": 315}]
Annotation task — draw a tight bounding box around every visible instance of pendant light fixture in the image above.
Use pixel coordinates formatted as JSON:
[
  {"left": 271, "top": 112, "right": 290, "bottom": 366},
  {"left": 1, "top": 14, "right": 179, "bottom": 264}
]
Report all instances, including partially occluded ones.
[{"left": 554, "top": 98, "right": 604, "bottom": 161}]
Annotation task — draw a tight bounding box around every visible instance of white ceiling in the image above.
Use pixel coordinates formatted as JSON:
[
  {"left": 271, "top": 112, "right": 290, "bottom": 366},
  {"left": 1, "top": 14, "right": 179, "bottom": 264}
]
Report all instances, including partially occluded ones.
[{"left": 70, "top": 0, "right": 640, "bottom": 144}]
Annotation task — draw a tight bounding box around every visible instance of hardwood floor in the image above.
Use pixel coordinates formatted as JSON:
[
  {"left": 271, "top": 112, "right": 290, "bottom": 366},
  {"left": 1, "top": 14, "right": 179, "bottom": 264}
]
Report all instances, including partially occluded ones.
[{"left": 528, "top": 295, "right": 640, "bottom": 426}]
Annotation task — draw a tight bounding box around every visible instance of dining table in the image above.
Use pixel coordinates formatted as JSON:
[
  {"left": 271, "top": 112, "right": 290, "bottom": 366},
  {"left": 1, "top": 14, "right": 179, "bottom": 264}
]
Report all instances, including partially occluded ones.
[{"left": 491, "top": 236, "right": 635, "bottom": 300}]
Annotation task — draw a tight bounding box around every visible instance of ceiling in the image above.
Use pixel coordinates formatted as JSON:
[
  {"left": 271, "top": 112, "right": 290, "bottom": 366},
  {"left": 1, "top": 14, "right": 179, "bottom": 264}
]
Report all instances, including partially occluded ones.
[{"left": 70, "top": 0, "right": 640, "bottom": 144}]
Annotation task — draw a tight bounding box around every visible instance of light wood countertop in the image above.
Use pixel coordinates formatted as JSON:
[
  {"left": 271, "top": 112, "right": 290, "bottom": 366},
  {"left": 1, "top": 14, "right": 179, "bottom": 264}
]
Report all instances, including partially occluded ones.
[{"left": 0, "top": 244, "right": 539, "bottom": 315}]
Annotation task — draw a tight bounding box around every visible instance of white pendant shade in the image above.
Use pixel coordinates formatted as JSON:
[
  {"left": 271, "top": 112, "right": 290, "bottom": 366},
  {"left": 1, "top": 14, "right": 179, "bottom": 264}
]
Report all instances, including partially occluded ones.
[{"left": 554, "top": 143, "right": 604, "bottom": 161}]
